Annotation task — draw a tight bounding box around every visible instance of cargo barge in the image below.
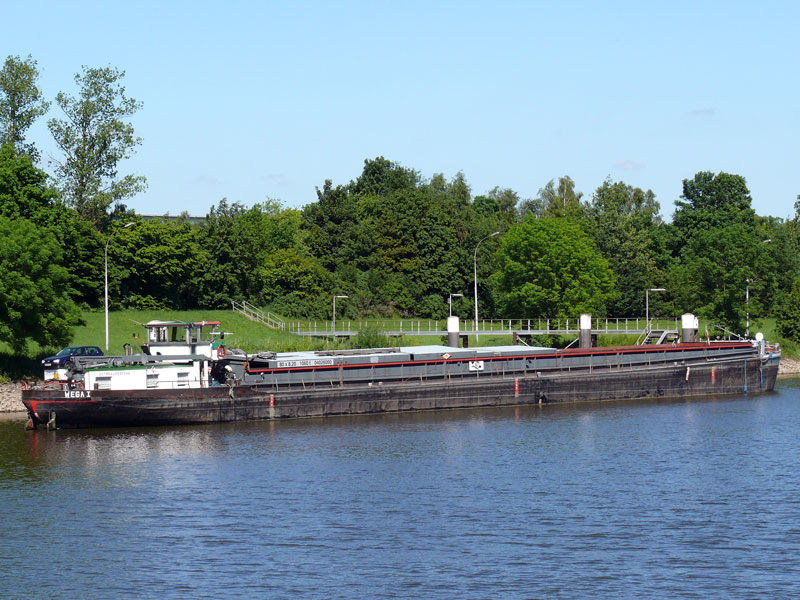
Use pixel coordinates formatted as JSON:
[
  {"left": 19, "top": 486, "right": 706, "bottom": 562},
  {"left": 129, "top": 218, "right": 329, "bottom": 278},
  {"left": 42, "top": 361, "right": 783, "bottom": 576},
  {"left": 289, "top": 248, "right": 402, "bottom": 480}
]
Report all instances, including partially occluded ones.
[{"left": 22, "top": 319, "right": 781, "bottom": 430}]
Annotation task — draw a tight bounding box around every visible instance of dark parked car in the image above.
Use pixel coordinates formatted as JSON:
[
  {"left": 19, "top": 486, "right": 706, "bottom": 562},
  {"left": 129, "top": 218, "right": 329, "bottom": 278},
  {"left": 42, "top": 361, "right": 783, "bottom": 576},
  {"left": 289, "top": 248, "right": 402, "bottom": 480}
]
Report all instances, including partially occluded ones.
[{"left": 42, "top": 346, "right": 104, "bottom": 379}]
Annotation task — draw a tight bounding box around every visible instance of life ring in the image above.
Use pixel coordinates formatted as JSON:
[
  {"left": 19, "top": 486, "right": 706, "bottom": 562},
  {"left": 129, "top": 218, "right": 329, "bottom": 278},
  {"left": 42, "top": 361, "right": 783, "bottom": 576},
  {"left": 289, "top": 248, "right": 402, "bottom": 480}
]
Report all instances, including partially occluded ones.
[{"left": 218, "top": 345, "right": 226, "bottom": 358}]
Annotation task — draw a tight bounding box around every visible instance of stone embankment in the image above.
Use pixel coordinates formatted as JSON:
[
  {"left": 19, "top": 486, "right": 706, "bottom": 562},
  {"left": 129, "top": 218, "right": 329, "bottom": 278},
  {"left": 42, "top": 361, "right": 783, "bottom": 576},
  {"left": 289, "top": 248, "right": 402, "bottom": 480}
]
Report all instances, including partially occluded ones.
[
  {"left": 1, "top": 357, "right": 799, "bottom": 414},
  {"left": 0, "top": 383, "right": 26, "bottom": 413},
  {"left": 778, "top": 357, "right": 800, "bottom": 376}
]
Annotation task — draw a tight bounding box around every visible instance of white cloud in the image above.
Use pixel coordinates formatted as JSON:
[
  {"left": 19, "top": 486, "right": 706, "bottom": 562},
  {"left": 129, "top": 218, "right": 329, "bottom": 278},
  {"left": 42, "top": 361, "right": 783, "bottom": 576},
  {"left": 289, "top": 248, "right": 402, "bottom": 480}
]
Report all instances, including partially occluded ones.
[
  {"left": 259, "top": 173, "right": 288, "bottom": 186},
  {"left": 194, "top": 174, "right": 224, "bottom": 187},
  {"left": 614, "top": 159, "right": 645, "bottom": 171},
  {"left": 686, "top": 108, "right": 716, "bottom": 118}
]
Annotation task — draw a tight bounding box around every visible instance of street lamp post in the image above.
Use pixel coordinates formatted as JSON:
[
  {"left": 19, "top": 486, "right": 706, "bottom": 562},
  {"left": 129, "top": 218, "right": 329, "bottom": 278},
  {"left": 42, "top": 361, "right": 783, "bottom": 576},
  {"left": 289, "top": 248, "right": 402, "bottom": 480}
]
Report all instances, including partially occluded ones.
[
  {"left": 105, "top": 222, "right": 135, "bottom": 351},
  {"left": 449, "top": 293, "right": 463, "bottom": 317},
  {"left": 645, "top": 287, "right": 666, "bottom": 334},
  {"left": 746, "top": 279, "right": 752, "bottom": 338},
  {"left": 473, "top": 231, "right": 500, "bottom": 341},
  {"left": 747, "top": 239, "right": 772, "bottom": 339},
  {"left": 332, "top": 295, "right": 348, "bottom": 340}
]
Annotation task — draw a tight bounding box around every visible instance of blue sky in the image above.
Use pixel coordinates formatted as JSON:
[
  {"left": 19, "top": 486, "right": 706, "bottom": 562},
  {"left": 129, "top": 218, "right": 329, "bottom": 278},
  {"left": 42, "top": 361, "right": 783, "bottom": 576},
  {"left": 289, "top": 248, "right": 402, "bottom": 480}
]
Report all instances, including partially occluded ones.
[{"left": 5, "top": 1, "right": 799, "bottom": 219}]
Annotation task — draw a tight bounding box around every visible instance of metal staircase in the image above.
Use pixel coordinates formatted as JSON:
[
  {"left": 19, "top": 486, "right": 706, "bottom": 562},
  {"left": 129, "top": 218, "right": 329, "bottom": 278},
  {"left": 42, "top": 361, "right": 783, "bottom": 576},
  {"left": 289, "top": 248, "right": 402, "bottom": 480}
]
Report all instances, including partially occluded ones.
[
  {"left": 231, "top": 300, "right": 285, "bottom": 330},
  {"left": 637, "top": 329, "right": 680, "bottom": 345}
]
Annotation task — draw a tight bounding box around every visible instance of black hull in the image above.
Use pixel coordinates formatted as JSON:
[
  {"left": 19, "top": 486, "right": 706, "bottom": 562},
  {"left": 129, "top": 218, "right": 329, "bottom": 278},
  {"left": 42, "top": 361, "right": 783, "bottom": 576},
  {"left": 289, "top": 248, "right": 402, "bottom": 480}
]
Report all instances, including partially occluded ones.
[{"left": 23, "top": 356, "right": 780, "bottom": 429}]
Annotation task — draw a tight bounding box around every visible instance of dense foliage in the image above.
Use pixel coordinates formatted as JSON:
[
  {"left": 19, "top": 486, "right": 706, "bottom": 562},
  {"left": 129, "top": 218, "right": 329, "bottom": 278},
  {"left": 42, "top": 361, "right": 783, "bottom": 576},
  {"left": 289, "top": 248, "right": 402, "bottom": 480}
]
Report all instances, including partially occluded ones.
[
  {"left": 777, "top": 280, "right": 800, "bottom": 343},
  {"left": 496, "top": 216, "right": 615, "bottom": 317},
  {"left": 0, "top": 214, "right": 80, "bottom": 351},
  {"left": 2, "top": 53, "right": 800, "bottom": 354}
]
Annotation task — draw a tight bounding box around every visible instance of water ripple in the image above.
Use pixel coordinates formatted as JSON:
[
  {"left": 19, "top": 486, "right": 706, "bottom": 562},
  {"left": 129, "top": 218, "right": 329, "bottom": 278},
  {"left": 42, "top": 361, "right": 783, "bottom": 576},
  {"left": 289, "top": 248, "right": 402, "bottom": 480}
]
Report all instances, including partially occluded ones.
[{"left": 2, "top": 387, "right": 800, "bottom": 598}]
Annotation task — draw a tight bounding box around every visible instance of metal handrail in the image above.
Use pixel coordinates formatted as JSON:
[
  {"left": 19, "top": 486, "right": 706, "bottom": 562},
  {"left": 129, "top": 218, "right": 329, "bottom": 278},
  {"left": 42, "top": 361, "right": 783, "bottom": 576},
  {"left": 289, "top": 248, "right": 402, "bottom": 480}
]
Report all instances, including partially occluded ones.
[
  {"left": 285, "top": 316, "right": 680, "bottom": 336},
  {"left": 231, "top": 300, "right": 285, "bottom": 330}
]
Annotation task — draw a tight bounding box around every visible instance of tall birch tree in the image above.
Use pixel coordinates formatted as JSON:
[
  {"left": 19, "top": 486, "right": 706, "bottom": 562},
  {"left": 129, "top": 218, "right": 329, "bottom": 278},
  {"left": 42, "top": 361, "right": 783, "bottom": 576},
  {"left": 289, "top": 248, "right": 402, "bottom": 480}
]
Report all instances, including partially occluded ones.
[
  {"left": 0, "top": 54, "right": 49, "bottom": 157},
  {"left": 48, "top": 66, "right": 146, "bottom": 225}
]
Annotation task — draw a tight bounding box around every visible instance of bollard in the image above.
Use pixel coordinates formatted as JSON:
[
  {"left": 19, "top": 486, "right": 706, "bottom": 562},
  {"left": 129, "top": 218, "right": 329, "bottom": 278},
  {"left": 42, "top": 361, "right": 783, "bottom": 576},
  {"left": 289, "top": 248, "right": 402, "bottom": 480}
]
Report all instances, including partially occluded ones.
[
  {"left": 579, "top": 313, "right": 593, "bottom": 348},
  {"left": 681, "top": 313, "right": 698, "bottom": 343},
  {"left": 447, "top": 316, "right": 460, "bottom": 347}
]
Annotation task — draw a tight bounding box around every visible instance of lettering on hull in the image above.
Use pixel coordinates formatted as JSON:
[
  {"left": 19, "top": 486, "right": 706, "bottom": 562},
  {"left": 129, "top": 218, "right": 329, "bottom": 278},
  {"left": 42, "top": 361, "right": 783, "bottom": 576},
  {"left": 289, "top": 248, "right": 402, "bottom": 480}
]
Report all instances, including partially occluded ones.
[{"left": 276, "top": 359, "right": 335, "bottom": 368}]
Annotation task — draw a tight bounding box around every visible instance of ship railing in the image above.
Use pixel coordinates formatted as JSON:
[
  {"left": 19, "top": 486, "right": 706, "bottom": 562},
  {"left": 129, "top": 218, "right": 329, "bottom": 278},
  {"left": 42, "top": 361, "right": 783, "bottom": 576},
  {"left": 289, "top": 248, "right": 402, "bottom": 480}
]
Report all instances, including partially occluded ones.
[
  {"left": 86, "top": 378, "right": 224, "bottom": 391},
  {"left": 232, "top": 300, "right": 285, "bottom": 331}
]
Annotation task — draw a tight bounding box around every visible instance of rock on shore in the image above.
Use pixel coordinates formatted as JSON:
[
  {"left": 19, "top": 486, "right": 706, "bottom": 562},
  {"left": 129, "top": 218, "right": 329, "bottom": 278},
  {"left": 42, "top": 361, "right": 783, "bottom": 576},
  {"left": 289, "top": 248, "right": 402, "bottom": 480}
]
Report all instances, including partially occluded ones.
[
  {"left": 0, "top": 382, "right": 26, "bottom": 413},
  {"left": 778, "top": 357, "right": 800, "bottom": 376}
]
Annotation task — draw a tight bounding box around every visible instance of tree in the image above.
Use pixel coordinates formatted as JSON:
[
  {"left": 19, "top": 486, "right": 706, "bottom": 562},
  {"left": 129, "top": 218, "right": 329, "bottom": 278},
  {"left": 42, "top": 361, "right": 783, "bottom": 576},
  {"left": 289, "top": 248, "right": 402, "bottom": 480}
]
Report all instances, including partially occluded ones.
[
  {"left": 0, "top": 55, "right": 49, "bottom": 157},
  {"left": 416, "top": 200, "right": 463, "bottom": 318},
  {"left": 519, "top": 176, "right": 586, "bottom": 221},
  {"left": 672, "top": 171, "right": 756, "bottom": 241},
  {"left": 240, "top": 198, "right": 304, "bottom": 258},
  {"left": 0, "top": 142, "right": 57, "bottom": 220},
  {"left": 192, "top": 200, "right": 249, "bottom": 308},
  {"left": 0, "top": 141, "right": 106, "bottom": 309},
  {"left": 0, "top": 216, "right": 80, "bottom": 352},
  {"left": 354, "top": 170, "right": 479, "bottom": 317},
  {"left": 496, "top": 216, "right": 615, "bottom": 317},
  {"left": 776, "top": 279, "right": 800, "bottom": 343},
  {"left": 111, "top": 219, "right": 201, "bottom": 309},
  {"left": 299, "top": 159, "right": 524, "bottom": 318},
  {"left": 472, "top": 186, "right": 519, "bottom": 227},
  {"left": 53, "top": 215, "right": 104, "bottom": 308},
  {"left": 302, "top": 179, "right": 360, "bottom": 273},
  {"left": 588, "top": 179, "right": 663, "bottom": 316},
  {"left": 668, "top": 224, "right": 762, "bottom": 331},
  {"left": 750, "top": 215, "right": 787, "bottom": 318},
  {"left": 48, "top": 66, "right": 146, "bottom": 224},
  {"left": 257, "top": 248, "right": 333, "bottom": 318},
  {"left": 669, "top": 172, "right": 762, "bottom": 331},
  {"left": 351, "top": 156, "right": 420, "bottom": 197}
]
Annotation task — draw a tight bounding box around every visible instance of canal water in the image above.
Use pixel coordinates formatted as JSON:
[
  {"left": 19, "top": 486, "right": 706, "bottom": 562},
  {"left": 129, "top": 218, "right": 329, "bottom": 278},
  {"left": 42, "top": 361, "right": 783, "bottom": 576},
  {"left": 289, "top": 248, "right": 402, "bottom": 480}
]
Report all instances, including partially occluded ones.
[{"left": 2, "top": 381, "right": 800, "bottom": 599}]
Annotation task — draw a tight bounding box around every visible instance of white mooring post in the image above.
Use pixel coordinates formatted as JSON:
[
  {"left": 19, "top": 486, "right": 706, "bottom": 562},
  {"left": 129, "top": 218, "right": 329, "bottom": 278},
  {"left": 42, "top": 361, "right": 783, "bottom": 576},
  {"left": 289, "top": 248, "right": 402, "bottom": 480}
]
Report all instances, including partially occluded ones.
[
  {"left": 579, "top": 313, "right": 593, "bottom": 348},
  {"left": 681, "top": 313, "right": 699, "bottom": 343},
  {"left": 447, "top": 316, "right": 460, "bottom": 347}
]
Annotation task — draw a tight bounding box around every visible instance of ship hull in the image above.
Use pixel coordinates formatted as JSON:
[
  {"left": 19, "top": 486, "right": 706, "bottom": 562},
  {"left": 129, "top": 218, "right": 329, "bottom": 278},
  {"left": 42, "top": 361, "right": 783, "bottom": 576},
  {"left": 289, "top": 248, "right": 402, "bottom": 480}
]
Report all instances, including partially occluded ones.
[{"left": 23, "top": 353, "right": 780, "bottom": 429}]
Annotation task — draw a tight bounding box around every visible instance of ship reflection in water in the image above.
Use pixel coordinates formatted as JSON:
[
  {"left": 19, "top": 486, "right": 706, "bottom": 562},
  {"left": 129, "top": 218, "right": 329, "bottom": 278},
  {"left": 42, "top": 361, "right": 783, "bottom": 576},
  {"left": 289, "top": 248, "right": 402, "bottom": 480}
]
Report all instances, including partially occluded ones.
[{"left": 2, "top": 383, "right": 800, "bottom": 598}]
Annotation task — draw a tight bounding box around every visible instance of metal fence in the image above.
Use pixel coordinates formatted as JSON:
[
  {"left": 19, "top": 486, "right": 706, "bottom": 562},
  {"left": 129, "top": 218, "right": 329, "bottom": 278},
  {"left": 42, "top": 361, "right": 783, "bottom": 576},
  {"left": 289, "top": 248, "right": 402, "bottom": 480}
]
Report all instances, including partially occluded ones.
[{"left": 285, "top": 317, "right": 680, "bottom": 337}]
